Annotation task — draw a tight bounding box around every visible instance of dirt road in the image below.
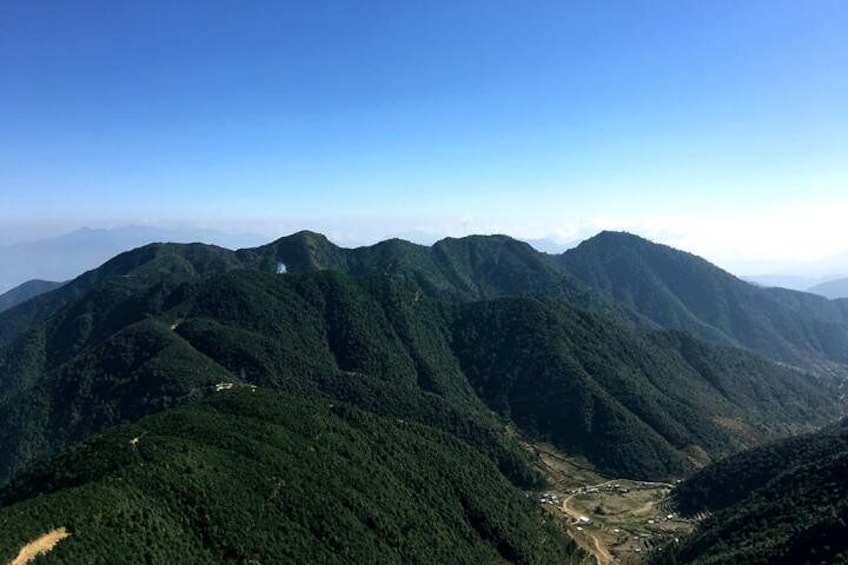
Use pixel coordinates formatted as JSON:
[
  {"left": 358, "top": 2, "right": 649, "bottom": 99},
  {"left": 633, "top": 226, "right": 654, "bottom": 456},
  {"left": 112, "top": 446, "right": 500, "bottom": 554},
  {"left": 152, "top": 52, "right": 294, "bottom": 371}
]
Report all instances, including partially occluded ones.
[
  {"left": 9, "top": 527, "right": 71, "bottom": 565},
  {"left": 561, "top": 483, "right": 616, "bottom": 565}
]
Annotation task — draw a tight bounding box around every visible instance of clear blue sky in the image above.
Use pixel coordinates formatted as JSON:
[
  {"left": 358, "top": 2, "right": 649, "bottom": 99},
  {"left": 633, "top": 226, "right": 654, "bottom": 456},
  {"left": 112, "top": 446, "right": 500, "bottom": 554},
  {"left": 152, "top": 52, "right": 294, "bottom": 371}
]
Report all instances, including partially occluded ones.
[{"left": 1, "top": 1, "right": 846, "bottom": 267}]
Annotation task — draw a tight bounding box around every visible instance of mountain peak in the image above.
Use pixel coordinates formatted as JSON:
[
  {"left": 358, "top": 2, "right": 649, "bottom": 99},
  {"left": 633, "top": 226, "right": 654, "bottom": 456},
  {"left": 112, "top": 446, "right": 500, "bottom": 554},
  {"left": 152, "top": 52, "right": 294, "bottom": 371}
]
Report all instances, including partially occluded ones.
[
  {"left": 583, "top": 230, "right": 661, "bottom": 248},
  {"left": 271, "top": 230, "right": 332, "bottom": 246},
  {"left": 561, "top": 230, "right": 848, "bottom": 366},
  {"left": 243, "top": 230, "right": 344, "bottom": 273}
]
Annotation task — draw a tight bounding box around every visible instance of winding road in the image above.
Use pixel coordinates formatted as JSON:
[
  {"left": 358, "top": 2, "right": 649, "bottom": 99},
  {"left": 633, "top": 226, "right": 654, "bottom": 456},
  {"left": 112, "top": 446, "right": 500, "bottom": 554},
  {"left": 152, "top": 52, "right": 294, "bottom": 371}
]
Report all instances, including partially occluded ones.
[{"left": 559, "top": 481, "right": 616, "bottom": 565}]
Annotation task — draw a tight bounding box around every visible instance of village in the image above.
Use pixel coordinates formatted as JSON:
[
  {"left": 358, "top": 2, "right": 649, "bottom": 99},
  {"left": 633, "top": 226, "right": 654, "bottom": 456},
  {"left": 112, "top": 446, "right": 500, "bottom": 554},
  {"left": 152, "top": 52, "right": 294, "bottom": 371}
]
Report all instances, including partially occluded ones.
[{"left": 524, "top": 440, "right": 695, "bottom": 565}]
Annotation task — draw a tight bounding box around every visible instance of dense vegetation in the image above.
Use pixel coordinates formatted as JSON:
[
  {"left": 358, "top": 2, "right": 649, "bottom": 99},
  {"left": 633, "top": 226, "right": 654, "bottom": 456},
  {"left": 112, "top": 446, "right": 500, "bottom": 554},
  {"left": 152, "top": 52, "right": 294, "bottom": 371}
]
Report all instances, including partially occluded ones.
[
  {"left": 0, "top": 242, "right": 242, "bottom": 347},
  {"left": 453, "top": 299, "right": 840, "bottom": 478},
  {"left": 237, "top": 232, "right": 599, "bottom": 304},
  {"left": 0, "top": 263, "right": 840, "bottom": 485},
  {"left": 2, "top": 230, "right": 847, "bottom": 562},
  {"left": 0, "top": 389, "right": 580, "bottom": 564},
  {"left": 560, "top": 230, "right": 848, "bottom": 368},
  {"left": 8, "top": 229, "right": 848, "bottom": 372},
  {"left": 657, "top": 420, "right": 848, "bottom": 564}
]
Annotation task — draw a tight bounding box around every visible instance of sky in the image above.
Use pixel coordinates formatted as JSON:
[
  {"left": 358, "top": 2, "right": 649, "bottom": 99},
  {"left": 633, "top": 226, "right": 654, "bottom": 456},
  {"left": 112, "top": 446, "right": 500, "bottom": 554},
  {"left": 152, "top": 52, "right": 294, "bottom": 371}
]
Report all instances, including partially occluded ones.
[{"left": 2, "top": 0, "right": 847, "bottom": 273}]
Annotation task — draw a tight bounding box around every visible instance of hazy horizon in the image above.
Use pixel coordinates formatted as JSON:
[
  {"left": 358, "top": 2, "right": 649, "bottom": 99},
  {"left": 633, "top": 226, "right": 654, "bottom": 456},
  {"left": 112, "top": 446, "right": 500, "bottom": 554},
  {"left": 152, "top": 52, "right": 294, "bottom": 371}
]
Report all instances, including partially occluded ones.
[
  {"left": 2, "top": 2, "right": 846, "bottom": 275},
  {"left": 3, "top": 221, "right": 848, "bottom": 283}
]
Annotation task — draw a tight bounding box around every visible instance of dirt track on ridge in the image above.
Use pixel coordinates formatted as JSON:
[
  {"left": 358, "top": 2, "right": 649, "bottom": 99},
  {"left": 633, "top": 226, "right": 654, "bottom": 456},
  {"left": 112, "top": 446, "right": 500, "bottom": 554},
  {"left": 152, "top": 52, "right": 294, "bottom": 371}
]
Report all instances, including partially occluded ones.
[{"left": 9, "top": 527, "right": 71, "bottom": 565}]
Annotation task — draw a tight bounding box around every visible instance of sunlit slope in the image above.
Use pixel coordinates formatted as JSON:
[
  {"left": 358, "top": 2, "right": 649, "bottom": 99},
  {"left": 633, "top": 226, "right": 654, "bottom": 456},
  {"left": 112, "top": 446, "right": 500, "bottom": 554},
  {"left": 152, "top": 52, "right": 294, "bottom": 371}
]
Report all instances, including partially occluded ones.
[
  {"left": 0, "top": 232, "right": 632, "bottom": 350},
  {"left": 9, "top": 230, "right": 848, "bottom": 374},
  {"left": 0, "top": 270, "right": 537, "bottom": 487},
  {"left": 560, "top": 231, "right": 848, "bottom": 368},
  {"left": 0, "top": 389, "right": 580, "bottom": 564},
  {"left": 1, "top": 265, "right": 839, "bottom": 485},
  {"left": 0, "top": 242, "right": 243, "bottom": 347}
]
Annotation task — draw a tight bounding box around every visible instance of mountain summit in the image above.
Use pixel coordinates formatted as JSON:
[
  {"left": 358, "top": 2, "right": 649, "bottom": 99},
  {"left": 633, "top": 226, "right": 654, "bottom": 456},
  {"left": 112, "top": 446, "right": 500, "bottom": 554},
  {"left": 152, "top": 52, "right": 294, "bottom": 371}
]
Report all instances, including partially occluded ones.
[{"left": 560, "top": 231, "right": 848, "bottom": 368}]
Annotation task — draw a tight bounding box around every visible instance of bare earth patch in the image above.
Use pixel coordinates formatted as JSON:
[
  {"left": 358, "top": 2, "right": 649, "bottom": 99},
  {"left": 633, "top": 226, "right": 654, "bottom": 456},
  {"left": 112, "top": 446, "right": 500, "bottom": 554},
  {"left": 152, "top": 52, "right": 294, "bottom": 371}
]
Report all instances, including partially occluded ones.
[{"left": 9, "top": 528, "right": 71, "bottom": 565}]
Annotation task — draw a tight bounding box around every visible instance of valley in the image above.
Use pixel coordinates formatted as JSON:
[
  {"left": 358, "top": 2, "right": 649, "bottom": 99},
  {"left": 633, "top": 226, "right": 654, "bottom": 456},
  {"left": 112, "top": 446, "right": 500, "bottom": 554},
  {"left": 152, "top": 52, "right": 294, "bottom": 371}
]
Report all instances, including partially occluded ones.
[{"left": 524, "top": 439, "right": 696, "bottom": 565}]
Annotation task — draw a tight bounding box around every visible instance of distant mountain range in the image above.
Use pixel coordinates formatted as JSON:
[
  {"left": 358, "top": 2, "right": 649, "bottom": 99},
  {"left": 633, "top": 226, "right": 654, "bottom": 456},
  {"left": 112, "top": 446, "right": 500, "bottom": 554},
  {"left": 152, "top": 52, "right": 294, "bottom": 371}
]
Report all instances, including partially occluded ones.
[
  {"left": 744, "top": 273, "right": 824, "bottom": 291},
  {"left": 1, "top": 229, "right": 847, "bottom": 563},
  {"left": 807, "top": 277, "right": 848, "bottom": 300},
  {"left": 0, "top": 225, "right": 267, "bottom": 294},
  {"left": 745, "top": 273, "right": 848, "bottom": 299},
  {"left": 745, "top": 249, "right": 848, "bottom": 294}
]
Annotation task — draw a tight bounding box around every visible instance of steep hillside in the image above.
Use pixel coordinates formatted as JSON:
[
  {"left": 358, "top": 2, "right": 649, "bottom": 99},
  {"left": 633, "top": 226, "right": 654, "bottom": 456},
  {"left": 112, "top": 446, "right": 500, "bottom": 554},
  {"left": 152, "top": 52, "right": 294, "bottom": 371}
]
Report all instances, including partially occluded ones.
[
  {"left": 0, "top": 242, "right": 243, "bottom": 347},
  {"left": 560, "top": 231, "right": 848, "bottom": 368},
  {"left": 0, "top": 270, "right": 530, "bottom": 486},
  {"left": 661, "top": 421, "right": 848, "bottom": 564},
  {"left": 0, "top": 389, "right": 580, "bottom": 564},
  {"left": 0, "top": 280, "right": 64, "bottom": 313},
  {"left": 452, "top": 299, "right": 842, "bottom": 478},
  {"left": 0, "top": 226, "right": 266, "bottom": 295},
  {"left": 0, "top": 266, "right": 841, "bottom": 485}
]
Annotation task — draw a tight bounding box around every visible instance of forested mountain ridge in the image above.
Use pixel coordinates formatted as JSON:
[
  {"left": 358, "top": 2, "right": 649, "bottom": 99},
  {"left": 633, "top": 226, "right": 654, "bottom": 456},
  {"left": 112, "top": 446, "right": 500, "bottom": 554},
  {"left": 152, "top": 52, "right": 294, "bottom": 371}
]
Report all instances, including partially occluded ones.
[
  {"left": 1, "top": 231, "right": 847, "bottom": 563},
  {"left": 659, "top": 420, "right": 848, "bottom": 564},
  {"left": 9, "top": 229, "right": 848, "bottom": 373},
  {"left": 0, "top": 232, "right": 637, "bottom": 350},
  {"left": 0, "top": 389, "right": 581, "bottom": 564},
  {"left": 239, "top": 231, "right": 640, "bottom": 321},
  {"left": 0, "top": 279, "right": 64, "bottom": 314},
  {"left": 0, "top": 269, "right": 533, "bottom": 486},
  {"left": 559, "top": 230, "right": 848, "bottom": 368},
  {"left": 0, "top": 265, "right": 841, "bottom": 486},
  {"left": 0, "top": 242, "right": 243, "bottom": 347}
]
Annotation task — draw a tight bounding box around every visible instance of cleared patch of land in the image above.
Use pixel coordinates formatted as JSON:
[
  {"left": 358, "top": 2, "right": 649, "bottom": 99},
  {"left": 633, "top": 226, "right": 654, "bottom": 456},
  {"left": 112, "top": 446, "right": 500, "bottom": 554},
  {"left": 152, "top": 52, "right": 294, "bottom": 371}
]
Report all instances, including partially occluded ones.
[
  {"left": 523, "top": 439, "right": 695, "bottom": 564},
  {"left": 9, "top": 527, "right": 71, "bottom": 565}
]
